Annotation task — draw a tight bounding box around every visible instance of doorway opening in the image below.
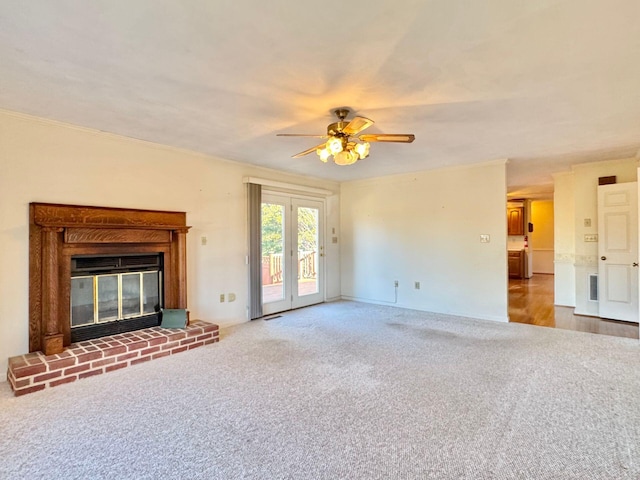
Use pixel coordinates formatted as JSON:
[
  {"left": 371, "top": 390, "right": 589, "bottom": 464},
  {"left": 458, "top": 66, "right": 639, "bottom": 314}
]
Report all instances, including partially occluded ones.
[{"left": 507, "top": 196, "right": 557, "bottom": 331}]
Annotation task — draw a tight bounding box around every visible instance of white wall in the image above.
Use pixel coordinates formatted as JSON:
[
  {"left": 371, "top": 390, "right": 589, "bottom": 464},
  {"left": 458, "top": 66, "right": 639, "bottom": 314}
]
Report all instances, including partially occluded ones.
[
  {"left": 0, "top": 110, "right": 340, "bottom": 373},
  {"left": 553, "top": 172, "right": 576, "bottom": 306},
  {"left": 340, "top": 160, "right": 508, "bottom": 322}
]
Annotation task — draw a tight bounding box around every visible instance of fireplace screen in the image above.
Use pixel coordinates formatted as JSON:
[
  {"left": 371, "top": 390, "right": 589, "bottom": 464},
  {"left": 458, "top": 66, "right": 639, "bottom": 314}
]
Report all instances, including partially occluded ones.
[
  {"left": 71, "top": 272, "right": 160, "bottom": 327},
  {"left": 70, "top": 254, "right": 162, "bottom": 329}
]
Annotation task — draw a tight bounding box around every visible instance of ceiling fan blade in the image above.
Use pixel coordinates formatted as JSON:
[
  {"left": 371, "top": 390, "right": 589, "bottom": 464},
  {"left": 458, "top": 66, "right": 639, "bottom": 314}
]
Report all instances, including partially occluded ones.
[
  {"left": 359, "top": 134, "right": 415, "bottom": 143},
  {"left": 277, "top": 134, "right": 328, "bottom": 138},
  {"left": 292, "top": 143, "right": 326, "bottom": 158},
  {"left": 342, "top": 116, "right": 374, "bottom": 136}
]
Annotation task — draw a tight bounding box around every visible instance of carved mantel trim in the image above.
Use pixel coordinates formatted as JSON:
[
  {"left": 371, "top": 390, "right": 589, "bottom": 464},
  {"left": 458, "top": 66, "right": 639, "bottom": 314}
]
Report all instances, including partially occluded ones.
[{"left": 29, "top": 203, "right": 190, "bottom": 355}]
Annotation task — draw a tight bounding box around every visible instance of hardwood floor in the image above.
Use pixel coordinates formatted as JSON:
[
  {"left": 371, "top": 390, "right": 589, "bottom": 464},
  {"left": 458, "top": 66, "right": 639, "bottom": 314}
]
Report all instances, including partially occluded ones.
[{"left": 509, "top": 274, "right": 639, "bottom": 339}]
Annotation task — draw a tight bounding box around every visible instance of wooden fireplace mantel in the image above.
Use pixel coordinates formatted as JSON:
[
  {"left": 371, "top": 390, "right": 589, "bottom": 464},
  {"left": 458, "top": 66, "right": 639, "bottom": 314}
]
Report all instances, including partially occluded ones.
[{"left": 29, "top": 203, "right": 190, "bottom": 355}]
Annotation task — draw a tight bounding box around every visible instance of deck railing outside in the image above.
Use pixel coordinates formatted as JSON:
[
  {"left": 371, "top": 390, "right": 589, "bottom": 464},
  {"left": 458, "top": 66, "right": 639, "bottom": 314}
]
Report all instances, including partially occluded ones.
[{"left": 262, "top": 251, "right": 316, "bottom": 285}]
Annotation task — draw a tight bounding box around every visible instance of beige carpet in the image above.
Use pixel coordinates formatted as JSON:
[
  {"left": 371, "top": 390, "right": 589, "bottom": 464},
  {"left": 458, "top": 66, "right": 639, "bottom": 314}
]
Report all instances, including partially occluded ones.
[{"left": 1, "top": 301, "right": 639, "bottom": 479}]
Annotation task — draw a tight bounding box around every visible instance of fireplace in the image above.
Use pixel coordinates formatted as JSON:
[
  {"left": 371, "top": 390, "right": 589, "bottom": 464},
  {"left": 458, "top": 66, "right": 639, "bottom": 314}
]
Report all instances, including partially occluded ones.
[{"left": 29, "top": 203, "right": 190, "bottom": 355}]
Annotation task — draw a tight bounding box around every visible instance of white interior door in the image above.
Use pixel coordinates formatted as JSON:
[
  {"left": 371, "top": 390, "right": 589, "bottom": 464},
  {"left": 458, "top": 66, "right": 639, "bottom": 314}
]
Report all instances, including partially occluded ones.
[
  {"left": 261, "top": 193, "right": 324, "bottom": 315},
  {"left": 597, "top": 182, "right": 638, "bottom": 322}
]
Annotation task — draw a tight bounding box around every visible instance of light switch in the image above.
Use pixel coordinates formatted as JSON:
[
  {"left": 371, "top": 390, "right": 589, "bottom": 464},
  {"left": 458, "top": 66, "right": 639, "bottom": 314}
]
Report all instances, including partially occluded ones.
[
  {"left": 480, "top": 234, "right": 490, "bottom": 243},
  {"left": 584, "top": 218, "right": 591, "bottom": 227}
]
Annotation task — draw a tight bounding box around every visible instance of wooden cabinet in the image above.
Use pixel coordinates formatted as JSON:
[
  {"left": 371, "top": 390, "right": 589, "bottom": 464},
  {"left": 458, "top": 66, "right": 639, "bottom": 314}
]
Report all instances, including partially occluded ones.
[
  {"left": 508, "top": 250, "right": 525, "bottom": 278},
  {"left": 507, "top": 207, "right": 524, "bottom": 235}
]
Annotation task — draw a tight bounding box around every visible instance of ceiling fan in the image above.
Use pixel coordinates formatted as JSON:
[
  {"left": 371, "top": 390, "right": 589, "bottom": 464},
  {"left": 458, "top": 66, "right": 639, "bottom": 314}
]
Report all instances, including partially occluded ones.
[{"left": 277, "top": 108, "right": 415, "bottom": 166}]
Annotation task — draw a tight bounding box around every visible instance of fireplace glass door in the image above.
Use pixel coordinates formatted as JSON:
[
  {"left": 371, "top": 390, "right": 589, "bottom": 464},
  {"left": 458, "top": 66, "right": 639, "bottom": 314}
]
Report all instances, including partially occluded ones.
[
  {"left": 72, "top": 271, "right": 161, "bottom": 328},
  {"left": 97, "top": 274, "right": 119, "bottom": 322}
]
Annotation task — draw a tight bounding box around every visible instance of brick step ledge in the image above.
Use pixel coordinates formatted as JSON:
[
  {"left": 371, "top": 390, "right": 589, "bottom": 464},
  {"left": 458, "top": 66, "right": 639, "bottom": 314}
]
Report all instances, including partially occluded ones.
[{"left": 7, "top": 320, "right": 219, "bottom": 396}]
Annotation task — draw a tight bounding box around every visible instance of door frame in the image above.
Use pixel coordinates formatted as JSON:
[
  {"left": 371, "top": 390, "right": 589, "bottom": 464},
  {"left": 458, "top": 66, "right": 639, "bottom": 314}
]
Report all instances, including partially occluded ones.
[{"left": 261, "top": 190, "right": 326, "bottom": 315}]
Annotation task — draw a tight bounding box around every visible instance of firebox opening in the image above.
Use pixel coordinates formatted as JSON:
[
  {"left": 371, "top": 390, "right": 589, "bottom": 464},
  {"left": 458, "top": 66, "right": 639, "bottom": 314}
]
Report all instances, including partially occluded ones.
[{"left": 70, "top": 253, "right": 164, "bottom": 342}]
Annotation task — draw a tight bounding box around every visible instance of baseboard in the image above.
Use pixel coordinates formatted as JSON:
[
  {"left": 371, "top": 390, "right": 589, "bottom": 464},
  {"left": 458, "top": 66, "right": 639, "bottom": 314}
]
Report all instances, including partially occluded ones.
[
  {"left": 341, "top": 296, "right": 509, "bottom": 323},
  {"left": 324, "top": 296, "right": 343, "bottom": 303}
]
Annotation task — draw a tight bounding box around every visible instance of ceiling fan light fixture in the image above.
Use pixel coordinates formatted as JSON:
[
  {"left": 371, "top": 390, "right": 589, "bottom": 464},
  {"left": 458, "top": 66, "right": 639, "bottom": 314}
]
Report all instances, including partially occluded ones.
[
  {"left": 279, "top": 108, "right": 415, "bottom": 166},
  {"left": 317, "top": 148, "right": 330, "bottom": 162},
  {"left": 354, "top": 141, "right": 370, "bottom": 159},
  {"left": 317, "top": 139, "right": 369, "bottom": 165},
  {"left": 326, "top": 137, "right": 344, "bottom": 155},
  {"left": 334, "top": 150, "right": 358, "bottom": 166}
]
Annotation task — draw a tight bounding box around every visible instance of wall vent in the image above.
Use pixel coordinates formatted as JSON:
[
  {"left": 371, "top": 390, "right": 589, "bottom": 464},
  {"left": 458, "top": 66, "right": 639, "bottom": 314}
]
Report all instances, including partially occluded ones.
[{"left": 589, "top": 274, "right": 598, "bottom": 301}]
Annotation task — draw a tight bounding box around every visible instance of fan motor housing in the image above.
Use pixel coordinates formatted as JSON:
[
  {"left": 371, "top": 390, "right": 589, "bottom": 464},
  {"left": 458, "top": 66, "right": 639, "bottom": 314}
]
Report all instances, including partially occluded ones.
[{"left": 327, "top": 121, "right": 349, "bottom": 136}]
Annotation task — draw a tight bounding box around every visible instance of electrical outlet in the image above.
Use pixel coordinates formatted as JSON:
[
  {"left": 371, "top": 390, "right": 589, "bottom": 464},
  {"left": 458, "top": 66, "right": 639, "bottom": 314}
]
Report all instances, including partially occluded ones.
[
  {"left": 201, "top": 236, "right": 207, "bottom": 246},
  {"left": 584, "top": 218, "right": 591, "bottom": 227},
  {"left": 415, "top": 281, "right": 420, "bottom": 289},
  {"left": 584, "top": 234, "right": 598, "bottom": 242},
  {"left": 394, "top": 280, "right": 399, "bottom": 287},
  {"left": 219, "top": 294, "right": 225, "bottom": 302},
  {"left": 228, "top": 293, "right": 236, "bottom": 302},
  {"left": 480, "top": 234, "right": 490, "bottom": 243}
]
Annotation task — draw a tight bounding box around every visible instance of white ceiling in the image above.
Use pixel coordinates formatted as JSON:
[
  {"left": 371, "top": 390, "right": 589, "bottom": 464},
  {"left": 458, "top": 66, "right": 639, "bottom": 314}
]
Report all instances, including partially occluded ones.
[{"left": 1, "top": 1, "right": 640, "bottom": 194}]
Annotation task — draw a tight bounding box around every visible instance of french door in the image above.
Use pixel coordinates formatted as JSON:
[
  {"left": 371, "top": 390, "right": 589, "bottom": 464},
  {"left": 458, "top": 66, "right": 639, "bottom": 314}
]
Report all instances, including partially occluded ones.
[{"left": 261, "top": 193, "right": 324, "bottom": 315}]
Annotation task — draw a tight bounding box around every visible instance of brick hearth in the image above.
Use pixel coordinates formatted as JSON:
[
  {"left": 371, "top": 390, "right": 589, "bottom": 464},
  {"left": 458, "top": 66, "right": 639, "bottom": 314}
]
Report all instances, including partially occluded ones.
[{"left": 7, "top": 320, "right": 219, "bottom": 396}]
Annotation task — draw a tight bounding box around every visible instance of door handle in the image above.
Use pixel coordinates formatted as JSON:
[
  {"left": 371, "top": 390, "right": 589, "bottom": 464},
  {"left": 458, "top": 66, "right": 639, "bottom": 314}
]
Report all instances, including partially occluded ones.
[
  {"left": 601, "top": 256, "right": 606, "bottom": 261},
  {"left": 634, "top": 262, "right": 639, "bottom": 267}
]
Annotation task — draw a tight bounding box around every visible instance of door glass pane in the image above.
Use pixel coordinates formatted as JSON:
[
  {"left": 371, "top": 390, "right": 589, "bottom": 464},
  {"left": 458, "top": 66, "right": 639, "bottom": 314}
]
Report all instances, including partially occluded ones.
[
  {"left": 97, "top": 275, "right": 119, "bottom": 322},
  {"left": 121, "top": 273, "right": 142, "bottom": 318},
  {"left": 71, "top": 276, "right": 95, "bottom": 327},
  {"left": 297, "top": 207, "right": 319, "bottom": 296},
  {"left": 142, "top": 271, "right": 160, "bottom": 314},
  {"left": 262, "top": 202, "right": 285, "bottom": 303}
]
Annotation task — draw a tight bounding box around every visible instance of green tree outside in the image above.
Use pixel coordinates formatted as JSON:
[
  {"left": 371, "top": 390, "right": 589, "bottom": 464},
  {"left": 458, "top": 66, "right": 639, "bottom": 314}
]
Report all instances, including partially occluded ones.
[
  {"left": 261, "top": 204, "right": 318, "bottom": 255},
  {"left": 297, "top": 207, "right": 318, "bottom": 252},
  {"left": 261, "top": 203, "right": 284, "bottom": 255}
]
